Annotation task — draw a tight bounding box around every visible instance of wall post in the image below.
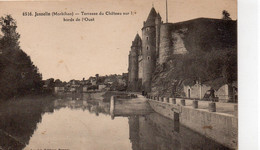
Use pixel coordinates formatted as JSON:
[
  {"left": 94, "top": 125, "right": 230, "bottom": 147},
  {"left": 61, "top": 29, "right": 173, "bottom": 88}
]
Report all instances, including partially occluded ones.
[
  {"left": 181, "top": 99, "right": 185, "bottom": 106},
  {"left": 208, "top": 102, "right": 216, "bottom": 112},
  {"left": 192, "top": 100, "right": 198, "bottom": 109}
]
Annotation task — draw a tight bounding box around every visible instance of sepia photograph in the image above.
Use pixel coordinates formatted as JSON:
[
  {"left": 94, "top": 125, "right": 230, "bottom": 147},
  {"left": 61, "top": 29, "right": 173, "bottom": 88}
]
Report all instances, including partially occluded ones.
[{"left": 0, "top": 0, "right": 242, "bottom": 149}]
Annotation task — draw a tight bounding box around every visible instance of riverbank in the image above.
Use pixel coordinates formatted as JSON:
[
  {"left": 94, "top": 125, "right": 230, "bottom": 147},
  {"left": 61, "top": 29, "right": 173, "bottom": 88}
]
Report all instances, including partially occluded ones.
[{"left": 102, "top": 91, "right": 128, "bottom": 102}]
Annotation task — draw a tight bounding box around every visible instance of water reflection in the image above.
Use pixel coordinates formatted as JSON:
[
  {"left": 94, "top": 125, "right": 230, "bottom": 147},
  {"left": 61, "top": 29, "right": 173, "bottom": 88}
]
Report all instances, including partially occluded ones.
[
  {"left": 0, "top": 95, "right": 55, "bottom": 150},
  {"left": 127, "top": 113, "right": 230, "bottom": 150},
  {"left": 54, "top": 93, "right": 110, "bottom": 116},
  {"left": 0, "top": 93, "right": 231, "bottom": 150},
  {"left": 25, "top": 107, "right": 131, "bottom": 150}
]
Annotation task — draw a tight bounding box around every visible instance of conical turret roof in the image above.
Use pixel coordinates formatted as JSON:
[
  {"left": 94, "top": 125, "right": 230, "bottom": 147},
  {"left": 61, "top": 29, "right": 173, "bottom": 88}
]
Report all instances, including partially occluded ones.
[
  {"left": 157, "top": 12, "right": 161, "bottom": 19},
  {"left": 143, "top": 7, "right": 157, "bottom": 28},
  {"left": 132, "top": 33, "right": 141, "bottom": 46}
]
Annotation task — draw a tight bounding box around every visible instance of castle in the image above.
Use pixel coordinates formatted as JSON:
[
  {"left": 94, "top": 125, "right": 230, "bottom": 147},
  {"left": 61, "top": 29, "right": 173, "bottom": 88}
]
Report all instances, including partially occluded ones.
[{"left": 128, "top": 7, "right": 237, "bottom": 95}]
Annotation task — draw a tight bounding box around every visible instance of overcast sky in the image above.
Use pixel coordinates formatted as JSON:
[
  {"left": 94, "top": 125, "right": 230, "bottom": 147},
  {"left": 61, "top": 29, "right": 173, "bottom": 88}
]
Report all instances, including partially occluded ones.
[{"left": 0, "top": 0, "right": 237, "bottom": 81}]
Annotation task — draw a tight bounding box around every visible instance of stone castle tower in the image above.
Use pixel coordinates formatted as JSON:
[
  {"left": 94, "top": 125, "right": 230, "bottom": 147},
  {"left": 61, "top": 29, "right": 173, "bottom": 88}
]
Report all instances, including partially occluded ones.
[
  {"left": 128, "top": 34, "right": 142, "bottom": 91},
  {"left": 128, "top": 7, "right": 162, "bottom": 93},
  {"left": 142, "top": 7, "right": 162, "bottom": 92}
]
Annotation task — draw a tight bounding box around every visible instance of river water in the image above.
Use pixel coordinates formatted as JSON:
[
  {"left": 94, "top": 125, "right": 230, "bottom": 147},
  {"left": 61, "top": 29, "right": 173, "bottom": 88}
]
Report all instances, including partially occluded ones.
[{"left": 0, "top": 93, "right": 230, "bottom": 150}]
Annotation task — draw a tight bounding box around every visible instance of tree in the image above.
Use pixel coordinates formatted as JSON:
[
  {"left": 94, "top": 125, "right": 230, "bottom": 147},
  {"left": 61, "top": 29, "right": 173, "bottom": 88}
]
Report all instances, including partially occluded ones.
[
  {"left": 0, "top": 15, "right": 43, "bottom": 99},
  {"left": 54, "top": 79, "right": 63, "bottom": 87},
  {"left": 170, "top": 47, "right": 237, "bottom": 87},
  {"left": 152, "top": 46, "right": 237, "bottom": 97},
  {"left": 222, "top": 10, "right": 231, "bottom": 20}
]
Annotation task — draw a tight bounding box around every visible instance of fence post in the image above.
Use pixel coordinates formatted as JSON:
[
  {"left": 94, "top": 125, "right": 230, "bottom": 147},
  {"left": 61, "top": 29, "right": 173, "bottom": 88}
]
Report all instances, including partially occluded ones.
[
  {"left": 181, "top": 99, "right": 185, "bottom": 106},
  {"left": 208, "top": 102, "right": 216, "bottom": 112},
  {"left": 159, "top": 97, "right": 163, "bottom": 102},
  {"left": 173, "top": 98, "right": 176, "bottom": 104},
  {"left": 169, "top": 98, "right": 173, "bottom": 104},
  {"left": 192, "top": 100, "right": 198, "bottom": 109}
]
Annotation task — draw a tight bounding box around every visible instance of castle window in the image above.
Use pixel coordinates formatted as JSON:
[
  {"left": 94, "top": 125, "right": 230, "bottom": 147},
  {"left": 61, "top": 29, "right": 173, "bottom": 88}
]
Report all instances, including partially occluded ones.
[
  {"left": 147, "top": 46, "right": 149, "bottom": 50},
  {"left": 146, "top": 37, "right": 149, "bottom": 41},
  {"left": 146, "top": 27, "right": 149, "bottom": 31},
  {"left": 147, "top": 56, "right": 150, "bottom": 60}
]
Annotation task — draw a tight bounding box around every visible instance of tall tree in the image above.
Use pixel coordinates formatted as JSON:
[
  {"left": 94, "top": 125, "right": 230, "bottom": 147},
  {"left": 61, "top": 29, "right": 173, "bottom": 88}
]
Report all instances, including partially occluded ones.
[{"left": 0, "top": 15, "right": 43, "bottom": 99}]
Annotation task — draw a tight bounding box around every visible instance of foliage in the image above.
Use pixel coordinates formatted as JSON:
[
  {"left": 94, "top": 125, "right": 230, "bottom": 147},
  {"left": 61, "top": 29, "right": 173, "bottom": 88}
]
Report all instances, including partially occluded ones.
[
  {"left": 97, "top": 76, "right": 106, "bottom": 84},
  {"left": 152, "top": 47, "right": 237, "bottom": 96},
  {"left": 168, "top": 47, "right": 237, "bottom": 87},
  {"left": 54, "top": 79, "right": 63, "bottom": 86},
  {"left": 0, "top": 15, "right": 43, "bottom": 100},
  {"left": 110, "top": 79, "right": 127, "bottom": 91},
  {"left": 87, "top": 85, "right": 98, "bottom": 90},
  {"left": 222, "top": 10, "right": 232, "bottom": 20}
]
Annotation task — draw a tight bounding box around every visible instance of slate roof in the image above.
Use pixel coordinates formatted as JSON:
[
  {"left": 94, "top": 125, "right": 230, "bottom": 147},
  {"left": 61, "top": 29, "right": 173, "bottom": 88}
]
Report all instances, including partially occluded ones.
[
  {"left": 132, "top": 33, "right": 142, "bottom": 46},
  {"left": 143, "top": 7, "right": 157, "bottom": 28}
]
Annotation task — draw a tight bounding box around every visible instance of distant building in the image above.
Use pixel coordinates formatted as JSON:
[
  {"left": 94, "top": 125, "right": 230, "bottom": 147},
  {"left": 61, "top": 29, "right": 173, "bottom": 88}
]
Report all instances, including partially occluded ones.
[
  {"left": 82, "top": 86, "right": 88, "bottom": 92},
  {"left": 89, "top": 77, "right": 97, "bottom": 85},
  {"left": 54, "top": 86, "right": 65, "bottom": 93},
  {"left": 104, "top": 78, "right": 113, "bottom": 85},
  {"left": 98, "top": 84, "right": 106, "bottom": 90}
]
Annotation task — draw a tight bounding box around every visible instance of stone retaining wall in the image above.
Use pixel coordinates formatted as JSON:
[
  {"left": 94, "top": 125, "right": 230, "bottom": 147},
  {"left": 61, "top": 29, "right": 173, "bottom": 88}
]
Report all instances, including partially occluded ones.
[{"left": 147, "top": 97, "right": 238, "bottom": 149}]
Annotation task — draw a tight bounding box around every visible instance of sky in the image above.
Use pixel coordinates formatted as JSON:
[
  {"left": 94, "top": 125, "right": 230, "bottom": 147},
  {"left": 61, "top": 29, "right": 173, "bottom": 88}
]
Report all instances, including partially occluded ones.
[{"left": 0, "top": 0, "right": 237, "bottom": 81}]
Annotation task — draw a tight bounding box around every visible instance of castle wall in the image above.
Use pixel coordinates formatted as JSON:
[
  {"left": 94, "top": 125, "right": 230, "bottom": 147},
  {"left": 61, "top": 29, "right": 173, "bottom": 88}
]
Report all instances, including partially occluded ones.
[
  {"left": 155, "top": 17, "right": 161, "bottom": 59},
  {"left": 170, "top": 18, "right": 237, "bottom": 53},
  {"left": 129, "top": 46, "right": 139, "bottom": 91},
  {"left": 128, "top": 33, "right": 142, "bottom": 92},
  {"left": 152, "top": 18, "right": 237, "bottom": 96},
  {"left": 172, "top": 32, "right": 188, "bottom": 54},
  {"left": 142, "top": 26, "right": 156, "bottom": 92},
  {"left": 138, "top": 57, "right": 143, "bottom": 79},
  {"left": 158, "top": 18, "right": 236, "bottom": 65},
  {"left": 159, "top": 23, "right": 173, "bottom": 64},
  {"left": 128, "top": 8, "right": 237, "bottom": 95}
]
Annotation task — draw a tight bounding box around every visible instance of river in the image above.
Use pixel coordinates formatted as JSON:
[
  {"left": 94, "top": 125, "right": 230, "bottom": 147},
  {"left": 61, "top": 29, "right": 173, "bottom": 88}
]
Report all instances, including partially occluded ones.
[{"left": 0, "top": 92, "right": 230, "bottom": 150}]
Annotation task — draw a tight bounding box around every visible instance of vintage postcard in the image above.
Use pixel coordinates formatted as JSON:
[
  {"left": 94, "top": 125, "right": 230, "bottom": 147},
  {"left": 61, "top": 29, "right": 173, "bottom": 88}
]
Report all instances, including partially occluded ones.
[{"left": 0, "top": 0, "right": 238, "bottom": 150}]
